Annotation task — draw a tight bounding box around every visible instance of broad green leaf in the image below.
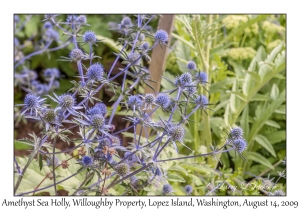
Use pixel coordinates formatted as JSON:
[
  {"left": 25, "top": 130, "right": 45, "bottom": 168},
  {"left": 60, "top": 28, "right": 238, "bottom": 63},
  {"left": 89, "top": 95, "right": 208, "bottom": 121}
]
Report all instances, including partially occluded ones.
[
  {"left": 168, "top": 165, "right": 188, "bottom": 176},
  {"left": 229, "top": 79, "right": 240, "bottom": 114},
  {"left": 188, "top": 174, "right": 202, "bottom": 186},
  {"left": 167, "top": 173, "right": 186, "bottom": 183},
  {"left": 265, "top": 120, "right": 281, "bottom": 128},
  {"left": 265, "top": 131, "right": 286, "bottom": 144},
  {"left": 245, "top": 152, "right": 274, "bottom": 170},
  {"left": 270, "top": 84, "right": 279, "bottom": 100},
  {"left": 254, "top": 135, "right": 276, "bottom": 157}
]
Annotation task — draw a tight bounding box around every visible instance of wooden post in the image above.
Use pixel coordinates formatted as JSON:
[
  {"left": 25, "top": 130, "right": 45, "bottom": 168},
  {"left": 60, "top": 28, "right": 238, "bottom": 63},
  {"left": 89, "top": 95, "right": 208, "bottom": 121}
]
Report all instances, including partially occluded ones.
[
  {"left": 138, "top": 15, "right": 175, "bottom": 138},
  {"left": 145, "top": 14, "right": 175, "bottom": 93}
]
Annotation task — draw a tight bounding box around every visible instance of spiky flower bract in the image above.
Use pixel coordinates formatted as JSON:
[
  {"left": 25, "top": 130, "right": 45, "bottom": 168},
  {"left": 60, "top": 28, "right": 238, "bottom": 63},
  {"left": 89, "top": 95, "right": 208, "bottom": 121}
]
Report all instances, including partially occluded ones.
[
  {"left": 59, "top": 94, "right": 76, "bottom": 110},
  {"left": 69, "top": 49, "right": 84, "bottom": 61},
  {"left": 87, "top": 63, "right": 104, "bottom": 81},
  {"left": 83, "top": 31, "right": 96, "bottom": 44},
  {"left": 115, "top": 163, "right": 130, "bottom": 176},
  {"left": 195, "top": 72, "right": 208, "bottom": 85},
  {"left": 155, "top": 29, "right": 168, "bottom": 43},
  {"left": 187, "top": 61, "right": 197, "bottom": 70},
  {"left": 155, "top": 93, "right": 170, "bottom": 108},
  {"left": 162, "top": 184, "right": 173, "bottom": 194},
  {"left": 169, "top": 125, "right": 185, "bottom": 141},
  {"left": 82, "top": 156, "right": 93, "bottom": 166},
  {"left": 232, "top": 139, "right": 247, "bottom": 153},
  {"left": 185, "top": 185, "right": 193, "bottom": 195}
]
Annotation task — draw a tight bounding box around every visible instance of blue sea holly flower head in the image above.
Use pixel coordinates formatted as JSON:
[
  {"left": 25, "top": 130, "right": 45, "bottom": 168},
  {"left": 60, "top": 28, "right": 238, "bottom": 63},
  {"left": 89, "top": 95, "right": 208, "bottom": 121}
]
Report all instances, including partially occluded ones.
[
  {"left": 229, "top": 127, "right": 244, "bottom": 140},
  {"left": 42, "top": 108, "right": 60, "bottom": 131},
  {"left": 195, "top": 71, "right": 208, "bottom": 83},
  {"left": 124, "top": 151, "right": 138, "bottom": 165},
  {"left": 49, "top": 93, "right": 82, "bottom": 116},
  {"left": 121, "top": 17, "right": 132, "bottom": 26},
  {"left": 162, "top": 184, "right": 173, "bottom": 195},
  {"left": 87, "top": 63, "right": 104, "bottom": 82},
  {"left": 187, "top": 61, "right": 197, "bottom": 70},
  {"left": 141, "top": 42, "right": 149, "bottom": 51},
  {"left": 180, "top": 72, "right": 193, "bottom": 85},
  {"left": 195, "top": 95, "right": 209, "bottom": 109},
  {"left": 69, "top": 49, "right": 84, "bottom": 62},
  {"left": 185, "top": 185, "right": 193, "bottom": 195},
  {"left": 154, "top": 29, "right": 169, "bottom": 44},
  {"left": 66, "top": 15, "right": 78, "bottom": 24},
  {"left": 44, "top": 68, "right": 60, "bottom": 80},
  {"left": 232, "top": 138, "right": 247, "bottom": 153},
  {"left": 94, "top": 103, "right": 107, "bottom": 115},
  {"left": 96, "top": 138, "right": 112, "bottom": 151},
  {"left": 142, "top": 93, "right": 156, "bottom": 110},
  {"left": 87, "top": 106, "right": 103, "bottom": 116},
  {"left": 43, "top": 21, "right": 52, "bottom": 29},
  {"left": 16, "top": 93, "right": 46, "bottom": 116},
  {"left": 81, "top": 156, "right": 93, "bottom": 167},
  {"left": 168, "top": 125, "right": 185, "bottom": 141},
  {"left": 83, "top": 31, "right": 97, "bottom": 44},
  {"left": 76, "top": 15, "right": 87, "bottom": 24},
  {"left": 128, "top": 95, "right": 143, "bottom": 111},
  {"left": 114, "top": 163, "right": 130, "bottom": 177},
  {"left": 44, "top": 29, "right": 59, "bottom": 42},
  {"left": 155, "top": 93, "right": 170, "bottom": 109}
]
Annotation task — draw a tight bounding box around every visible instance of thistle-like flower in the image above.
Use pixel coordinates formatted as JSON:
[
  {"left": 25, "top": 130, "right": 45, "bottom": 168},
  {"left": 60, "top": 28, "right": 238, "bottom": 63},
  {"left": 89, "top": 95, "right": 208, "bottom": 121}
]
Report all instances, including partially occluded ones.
[
  {"left": 185, "top": 185, "right": 193, "bottom": 195},
  {"left": 187, "top": 61, "right": 197, "bottom": 70},
  {"left": 229, "top": 127, "right": 243, "bottom": 140},
  {"left": 69, "top": 49, "right": 84, "bottom": 61},
  {"left": 180, "top": 72, "right": 193, "bottom": 85},
  {"left": 194, "top": 95, "right": 208, "bottom": 109},
  {"left": 162, "top": 184, "right": 173, "bottom": 195},
  {"left": 232, "top": 138, "right": 247, "bottom": 153},
  {"left": 87, "top": 63, "right": 104, "bottom": 81},
  {"left": 195, "top": 72, "right": 208, "bottom": 85},
  {"left": 95, "top": 103, "right": 107, "bottom": 115},
  {"left": 142, "top": 93, "right": 156, "bottom": 110},
  {"left": 155, "top": 93, "right": 170, "bottom": 109},
  {"left": 16, "top": 93, "right": 46, "bottom": 116},
  {"left": 169, "top": 125, "right": 185, "bottom": 141},
  {"left": 128, "top": 95, "right": 143, "bottom": 109},
  {"left": 83, "top": 31, "right": 97, "bottom": 44},
  {"left": 155, "top": 29, "right": 168, "bottom": 43},
  {"left": 81, "top": 156, "right": 93, "bottom": 166},
  {"left": 49, "top": 93, "right": 82, "bottom": 116},
  {"left": 114, "top": 163, "right": 130, "bottom": 177}
]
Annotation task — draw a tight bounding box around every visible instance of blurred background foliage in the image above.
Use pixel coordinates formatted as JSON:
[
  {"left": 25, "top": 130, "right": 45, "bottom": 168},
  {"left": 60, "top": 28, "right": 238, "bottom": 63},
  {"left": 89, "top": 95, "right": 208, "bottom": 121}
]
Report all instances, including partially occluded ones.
[{"left": 14, "top": 14, "right": 285, "bottom": 195}]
